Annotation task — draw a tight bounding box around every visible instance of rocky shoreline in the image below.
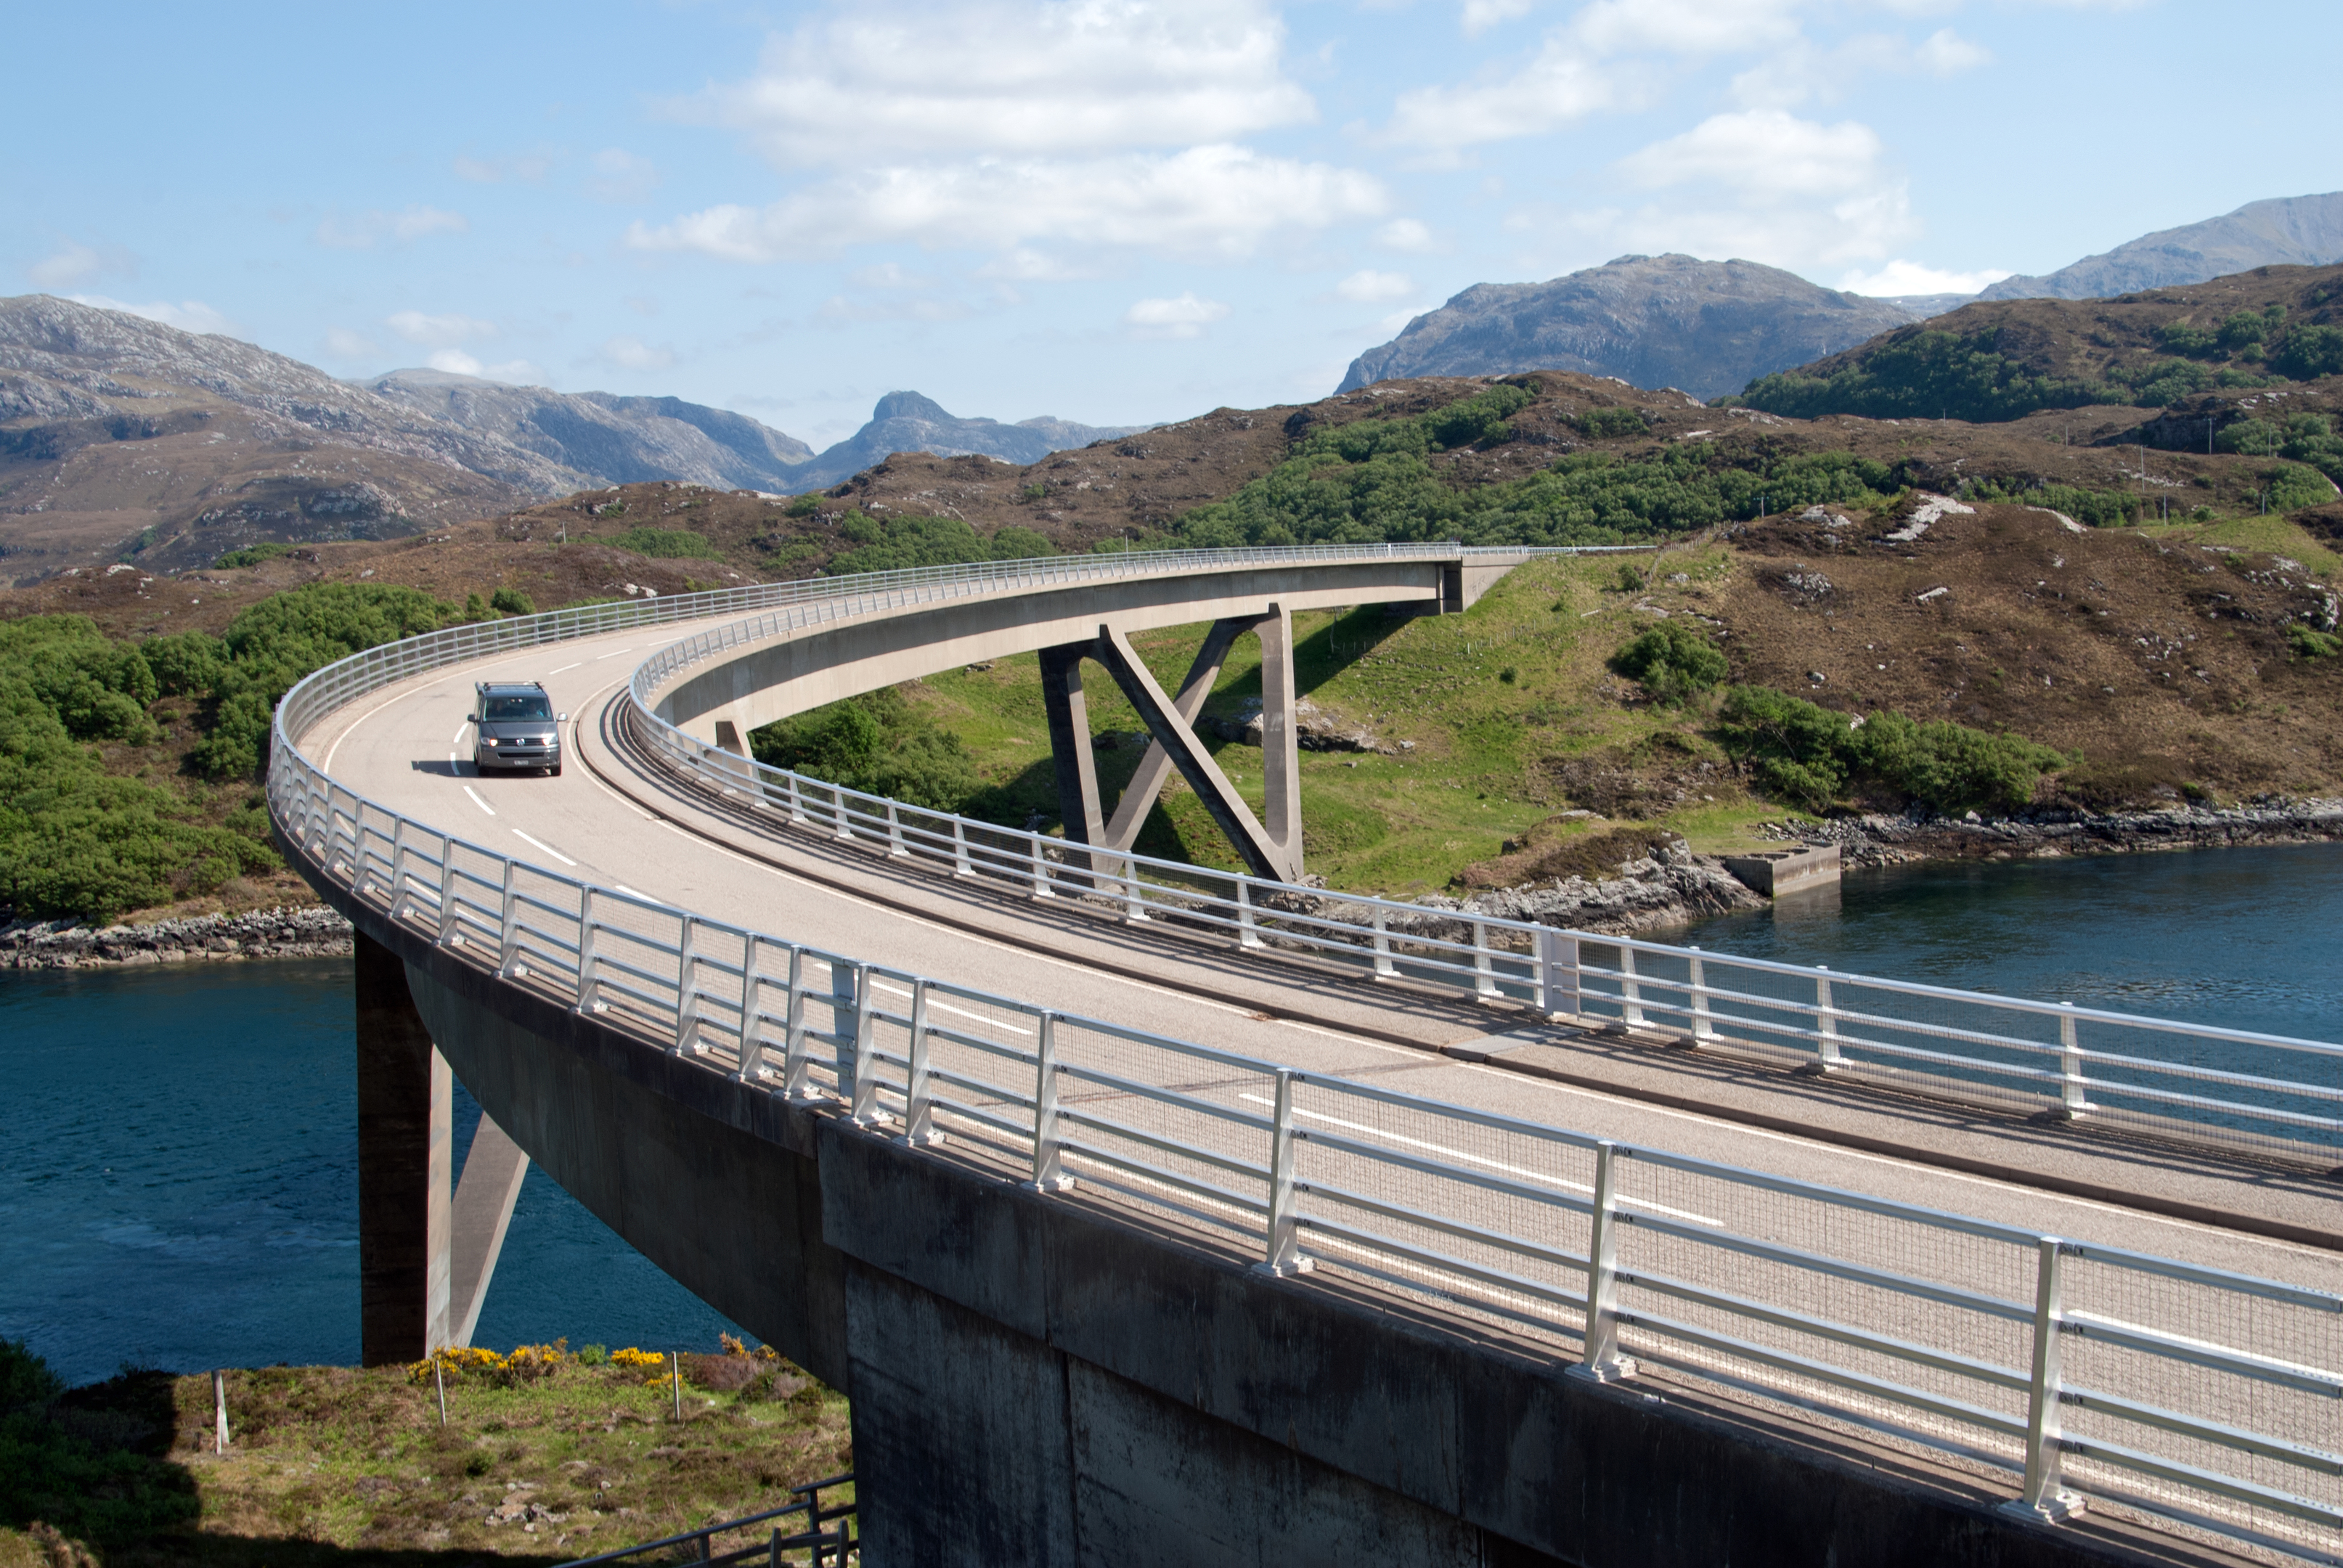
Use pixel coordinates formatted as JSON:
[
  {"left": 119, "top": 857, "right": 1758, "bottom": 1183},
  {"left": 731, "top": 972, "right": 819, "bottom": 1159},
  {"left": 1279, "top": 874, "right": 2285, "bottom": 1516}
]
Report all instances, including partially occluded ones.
[
  {"left": 0, "top": 905, "right": 354, "bottom": 970},
  {"left": 1756, "top": 797, "right": 2343, "bottom": 868}
]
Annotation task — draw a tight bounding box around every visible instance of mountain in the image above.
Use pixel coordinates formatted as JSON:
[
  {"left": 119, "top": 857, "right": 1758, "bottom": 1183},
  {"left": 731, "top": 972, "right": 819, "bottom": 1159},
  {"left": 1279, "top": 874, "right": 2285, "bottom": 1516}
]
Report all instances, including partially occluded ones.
[
  {"left": 786, "top": 391, "right": 1148, "bottom": 491},
  {"left": 1981, "top": 192, "right": 2343, "bottom": 302},
  {"left": 1739, "top": 261, "right": 2343, "bottom": 423},
  {"left": 1335, "top": 255, "right": 1928, "bottom": 401},
  {"left": 363, "top": 369, "right": 812, "bottom": 494}
]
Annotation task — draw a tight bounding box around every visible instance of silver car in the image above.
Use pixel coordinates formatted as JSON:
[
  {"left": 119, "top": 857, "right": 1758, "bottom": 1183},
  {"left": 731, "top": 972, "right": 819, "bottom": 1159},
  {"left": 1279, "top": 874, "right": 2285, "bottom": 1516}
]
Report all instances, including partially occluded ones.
[{"left": 472, "top": 682, "right": 566, "bottom": 775}]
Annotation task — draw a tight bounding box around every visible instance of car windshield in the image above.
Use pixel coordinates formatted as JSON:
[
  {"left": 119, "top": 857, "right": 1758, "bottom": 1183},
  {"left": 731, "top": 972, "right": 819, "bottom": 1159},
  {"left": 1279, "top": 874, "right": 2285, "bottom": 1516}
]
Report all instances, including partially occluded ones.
[{"left": 484, "top": 694, "right": 553, "bottom": 722}]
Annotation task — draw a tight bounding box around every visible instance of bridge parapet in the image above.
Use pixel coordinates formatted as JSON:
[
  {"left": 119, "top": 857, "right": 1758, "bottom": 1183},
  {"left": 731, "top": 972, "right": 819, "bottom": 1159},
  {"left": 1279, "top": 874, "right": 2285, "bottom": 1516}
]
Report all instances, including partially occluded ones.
[{"left": 272, "top": 553, "right": 2343, "bottom": 1559}]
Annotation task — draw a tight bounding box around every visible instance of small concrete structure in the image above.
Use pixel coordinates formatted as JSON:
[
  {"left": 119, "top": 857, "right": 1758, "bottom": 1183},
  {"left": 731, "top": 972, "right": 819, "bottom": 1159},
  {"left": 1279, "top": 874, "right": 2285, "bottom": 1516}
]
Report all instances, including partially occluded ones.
[{"left": 1722, "top": 844, "right": 1842, "bottom": 897}]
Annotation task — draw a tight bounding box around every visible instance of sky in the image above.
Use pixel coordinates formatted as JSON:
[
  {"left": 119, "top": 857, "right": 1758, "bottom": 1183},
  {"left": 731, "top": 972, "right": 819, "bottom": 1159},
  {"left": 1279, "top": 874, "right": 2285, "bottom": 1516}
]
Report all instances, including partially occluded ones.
[{"left": 7, "top": 0, "right": 2339, "bottom": 449}]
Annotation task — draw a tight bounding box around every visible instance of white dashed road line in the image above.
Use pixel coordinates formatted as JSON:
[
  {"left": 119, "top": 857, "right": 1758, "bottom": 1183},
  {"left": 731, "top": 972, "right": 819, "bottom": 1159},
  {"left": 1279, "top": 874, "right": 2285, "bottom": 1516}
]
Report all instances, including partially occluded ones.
[
  {"left": 613, "top": 884, "right": 661, "bottom": 904},
  {"left": 593, "top": 648, "right": 635, "bottom": 661},
  {"left": 513, "top": 829, "right": 577, "bottom": 867},
  {"left": 463, "top": 785, "right": 497, "bottom": 817},
  {"left": 549, "top": 662, "right": 582, "bottom": 674}
]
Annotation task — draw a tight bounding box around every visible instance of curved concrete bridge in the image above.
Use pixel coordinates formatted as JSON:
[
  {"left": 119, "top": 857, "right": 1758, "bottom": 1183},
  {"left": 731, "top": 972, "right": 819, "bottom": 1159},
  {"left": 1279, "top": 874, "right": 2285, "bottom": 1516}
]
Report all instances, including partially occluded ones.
[{"left": 275, "top": 546, "right": 2343, "bottom": 1568}]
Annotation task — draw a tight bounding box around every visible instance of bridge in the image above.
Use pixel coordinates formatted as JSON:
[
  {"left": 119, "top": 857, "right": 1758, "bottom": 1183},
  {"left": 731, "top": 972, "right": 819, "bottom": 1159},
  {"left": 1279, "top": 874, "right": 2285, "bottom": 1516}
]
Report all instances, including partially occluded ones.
[{"left": 272, "top": 544, "right": 2343, "bottom": 1567}]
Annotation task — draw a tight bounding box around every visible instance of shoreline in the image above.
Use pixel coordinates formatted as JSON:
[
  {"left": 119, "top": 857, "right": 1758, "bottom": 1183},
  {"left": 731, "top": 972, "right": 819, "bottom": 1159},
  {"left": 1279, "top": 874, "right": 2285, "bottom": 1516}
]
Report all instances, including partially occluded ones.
[
  {"left": 1758, "top": 796, "right": 2343, "bottom": 870},
  {"left": 0, "top": 905, "right": 354, "bottom": 971}
]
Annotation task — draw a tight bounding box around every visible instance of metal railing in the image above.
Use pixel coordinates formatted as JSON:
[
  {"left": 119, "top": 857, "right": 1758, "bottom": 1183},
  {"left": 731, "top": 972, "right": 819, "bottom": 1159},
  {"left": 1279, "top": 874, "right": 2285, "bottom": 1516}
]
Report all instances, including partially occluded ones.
[
  {"left": 621, "top": 605, "right": 2343, "bottom": 1172},
  {"left": 269, "top": 552, "right": 2343, "bottom": 1561},
  {"left": 553, "top": 1473, "right": 853, "bottom": 1567}
]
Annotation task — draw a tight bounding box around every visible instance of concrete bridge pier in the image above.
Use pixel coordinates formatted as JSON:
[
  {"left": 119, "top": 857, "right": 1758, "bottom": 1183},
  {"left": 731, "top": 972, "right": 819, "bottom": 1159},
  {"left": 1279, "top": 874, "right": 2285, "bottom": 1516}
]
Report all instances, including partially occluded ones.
[
  {"left": 354, "top": 930, "right": 531, "bottom": 1364},
  {"left": 1040, "top": 607, "right": 1303, "bottom": 883}
]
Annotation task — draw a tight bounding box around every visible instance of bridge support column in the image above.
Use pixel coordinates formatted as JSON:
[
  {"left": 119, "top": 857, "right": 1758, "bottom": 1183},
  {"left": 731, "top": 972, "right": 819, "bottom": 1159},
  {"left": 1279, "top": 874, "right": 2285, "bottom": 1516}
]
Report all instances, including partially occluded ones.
[
  {"left": 1038, "top": 609, "right": 1303, "bottom": 885},
  {"left": 355, "top": 930, "right": 531, "bottom": 1363}
]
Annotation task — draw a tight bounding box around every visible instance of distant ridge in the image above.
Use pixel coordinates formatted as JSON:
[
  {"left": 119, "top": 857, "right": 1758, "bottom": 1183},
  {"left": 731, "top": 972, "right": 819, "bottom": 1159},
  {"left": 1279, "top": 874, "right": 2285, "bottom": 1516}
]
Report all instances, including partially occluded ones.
[
  {"left": 787, "top": 391, "right": 1148, "bottom": 491},
  {"left": 1982, "top": 192, "right": 2343, "bottom": 301},
  {"left": 1336, "top": 254, "right": 1926, "bottom": 401}
]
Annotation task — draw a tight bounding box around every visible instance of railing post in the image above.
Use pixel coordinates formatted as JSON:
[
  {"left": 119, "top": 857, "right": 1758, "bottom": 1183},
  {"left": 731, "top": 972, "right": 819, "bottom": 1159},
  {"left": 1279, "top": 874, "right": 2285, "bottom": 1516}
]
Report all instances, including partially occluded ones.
[
  {"left": 1618, "top": 943, "right": 1645, "bottom": 1026},
  {"left": 2058, "top": 1004, "right": 2090, "bottom": 1118},
  {"left": 885, "top": 801, "right": 907, "bottom": 858},
  {"left": 1815, "top": 965, "right": 1843, "bottom": 1069},
  {"left": 782, "top": 947, "right": 815, "bottom": 1099},
  {"left": 831, "top": 785, "right": 854, "bottom": 842},
  {"left": 1030, "top": 834, "right": 1054, "bottom": 899},
  {"left": 1472, "top": 919, "right": 1498, "bottom": 999},
  {"left": 1568, "top": 1141, "right": 1637, "bottom": 1383},
  {"left": 1118, "top": 859, "right": 1147, "bottom": 923},
  {"left": 1688, "top": 947, "right": 1714, "bottom": 1042},
  {"left": 952, "top": 817, "right": 972, "bottom": 878},
  {"left": 849, "top": 965, "right": 881, "bottom": 1124},
  {"left": 436, "top": 846, "right": 459, "bottom": 946},
  {"left": 576, "top": 886, "right": 602, "bottom": 1011},
  {"left": 1536, "top": 927, "right": 1578, "bottom": 1018},
  {"left": 498, "top": 859, "right": 520, "bottom": 977},
  {"left": 2002, "top": 1238, "right": 2084, "bottom": 1524},
  {"left": 902, "top": 979, "right": 941, "bottom": 1146},
  {"left": 1236, "top": 876, "right": 1262, "bottom": 950},
  {"left": 389, "top": 817, "right": 409, "bottom": 915},
  {"left": 786, "top": 772, "right": 807, "bottom": 825},
  {"left": 736, "top": 935, "right": 763, "bottom": 1083},
  {"left": 1027, "top": 1012, "right": 1072, "bottom": 1191},
  {"left": 675, "top": 915, "right": 701, "bottom": 1056},
  {"left": 1372, "top": 908, "right": 1397, "bottom": 979},
  {"left": 1256, "top": 1069, "right": 1311, "bottom": 1277}
]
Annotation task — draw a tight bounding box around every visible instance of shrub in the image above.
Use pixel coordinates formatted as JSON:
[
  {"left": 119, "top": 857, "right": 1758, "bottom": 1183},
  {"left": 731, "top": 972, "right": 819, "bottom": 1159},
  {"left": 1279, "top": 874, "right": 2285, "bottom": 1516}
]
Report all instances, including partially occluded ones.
[
  {"left": 1610, "top": 623, "right": 1727, "bottom": 706},
  {"left": 750, "top": 686, "right": 982, "bottom": 814},
  {"left": 489, "top": 587, "right": 536, "bottom": 616},
  {"left": 785, "top": 494, "right": 823, "bottom": 517},
  {"left": 213, "top": 541, "right": 293, "bottom": 569},
  {"left": 824, "top": 513, "right": 1058, "bottom": 577},
  {"left": 1714, "top": 685, "right": 2068, "bottom": 814},
  {"left": 2271, "top": 324, "right": 2343, "bottom": 380},
  {"left": 607, "top": 526, "right": 723, "bottom": 560},
  {"left": 2289, "top": 624, "right": 2342, "bottom": 658},
  {"left": 1576, "top": 406, "right": 1649, "bottom": 439}
]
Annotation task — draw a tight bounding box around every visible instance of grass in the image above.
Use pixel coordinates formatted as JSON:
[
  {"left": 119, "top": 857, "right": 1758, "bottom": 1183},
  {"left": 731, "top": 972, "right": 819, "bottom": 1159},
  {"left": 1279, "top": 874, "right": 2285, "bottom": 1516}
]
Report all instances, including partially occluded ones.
[
  {"left": 913, "top": 552, "right": 1803, "bottom": 897},
  {"left": 2124, "top": 512, "right": 2342, "bottom": 578},
  {"left": 1, "top": 1351, "right": 852, "bottom": 1568}
]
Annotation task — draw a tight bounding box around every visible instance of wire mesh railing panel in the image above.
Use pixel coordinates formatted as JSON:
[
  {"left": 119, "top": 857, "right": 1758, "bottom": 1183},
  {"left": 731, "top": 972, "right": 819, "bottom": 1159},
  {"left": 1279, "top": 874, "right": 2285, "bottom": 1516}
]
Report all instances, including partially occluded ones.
[{"left": 1610, "top": 1153, "right": 2037, "bottom": 1461}]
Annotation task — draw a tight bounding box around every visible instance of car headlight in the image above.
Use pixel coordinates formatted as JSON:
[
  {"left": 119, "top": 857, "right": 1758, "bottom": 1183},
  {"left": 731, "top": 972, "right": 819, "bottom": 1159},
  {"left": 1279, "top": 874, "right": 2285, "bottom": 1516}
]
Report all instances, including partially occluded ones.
[{"left": 484, "top": 738, "right": 498, "bottom": 747}]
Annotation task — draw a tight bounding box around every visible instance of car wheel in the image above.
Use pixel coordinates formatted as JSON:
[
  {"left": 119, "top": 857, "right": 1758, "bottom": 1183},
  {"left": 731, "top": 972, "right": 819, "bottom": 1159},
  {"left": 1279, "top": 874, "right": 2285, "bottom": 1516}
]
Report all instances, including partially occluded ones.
[{"left": 548, "top": 764, "right": 562, "bottom": 777}]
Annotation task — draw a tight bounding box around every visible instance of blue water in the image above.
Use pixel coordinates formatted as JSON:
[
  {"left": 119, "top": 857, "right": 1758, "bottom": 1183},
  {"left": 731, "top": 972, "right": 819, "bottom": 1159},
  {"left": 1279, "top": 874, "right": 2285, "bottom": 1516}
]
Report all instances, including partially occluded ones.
[
  {"left": 1679, "top": 841, "right": 2343, "bottom": 1045},
  {"left": 0, "top": 957, "right": 746, "bottom": 1386}
]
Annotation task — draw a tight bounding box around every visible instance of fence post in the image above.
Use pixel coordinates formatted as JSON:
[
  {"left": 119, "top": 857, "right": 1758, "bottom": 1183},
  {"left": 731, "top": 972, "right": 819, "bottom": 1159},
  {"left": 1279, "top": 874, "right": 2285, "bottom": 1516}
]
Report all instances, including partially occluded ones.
[
  {"left": 1536, "top": 927, "right": 1579, "bottom": 1018},
  {"left": 212, "top": 1369, "right": 230, "bottom": 1452},
  {"left": 675, "top": 915, "right": 701, "bottom": 1055},
  {"left": 2002, "top": 1238, "right": 2084, "bottom": 1524},
  {"left": 1472, "top": 919, "right": 1499, "bottom": 999},
  {"left": 737, "top": 935, "right": 763, "bottom": 1083},
  {"left": 1371, "top": 908, "right": 1397, "bottom": 979},
  {"left": 499, "top": 859, "right": 520, "bottom": 977},
  {"left": 1256, "top": 1069, "right": 1311, "bottom": 1277},
  {"left": 781, "top": 947, "right": 814, "bottom": 1098},
  {"left": 1618, "top": 944, "right": 1645, "bottom": 1026},
  {"left": 1236, "top": 876, "right": 1262, "bottom": 950},
  {"left": 952, "top": 818, "right": 972, "bottom": 878},
  {"left": 1030, "top": 834, "right": 1054, "bottom": 899},
  {"left": 830, "top": 960, "right": 860, "bottom": 1107},
  {"left": 436, "top": 847, "right": 460, "bottom": 946},
  {"left": 786, "top": 772, "right": 807, "bottom": 825},
  {"left": 1119, "top": 859, "right": 1147, "bottom": 923},
  {"left": 2058, "top": 1005, "right": 2090, "bottom": 1118},
  {"left": 389, "top": 817, "right": 409, "bottom": 913},
  {"left": 902, "top": 979, "right": 940, "bottom": 1146},
  {"left": 576, "top": 887, "right": 602, "bottom": 1012},
  {"left": 849, "top": 966, "right": 881, "bottom": 1124},
  {"left": 1815, "top": 965, "right": 1843, "bottom": 1069},
  {"left": 1567, "top": 1142, "right": 1637, "bottom": 1383},
  {"left": 1027, "top": 1013, "right": 1072, "bottom": 1191},
  {"left": 1688, "top": 947, "right": 1714, "bottom": 1042},
  {"left": 885, "top": 801, "right": 907, "bottom": 858}
]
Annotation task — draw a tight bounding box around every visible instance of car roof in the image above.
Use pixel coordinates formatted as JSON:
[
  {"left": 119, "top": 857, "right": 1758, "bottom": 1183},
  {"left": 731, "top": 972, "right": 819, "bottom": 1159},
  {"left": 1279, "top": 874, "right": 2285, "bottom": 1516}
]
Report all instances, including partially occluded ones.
[{"left": 476, "top": 680, "right": 547, "bottom": 693}]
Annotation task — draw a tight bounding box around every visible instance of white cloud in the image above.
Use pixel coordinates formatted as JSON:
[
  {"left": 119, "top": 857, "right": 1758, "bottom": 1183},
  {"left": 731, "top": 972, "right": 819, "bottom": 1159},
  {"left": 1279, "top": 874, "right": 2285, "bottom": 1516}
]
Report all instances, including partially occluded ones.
[
  {"left": 629, "top": 145, "right": 1386, "bottom": 261},
  {"left": 587, "top": 149, "right": 661, "bottom": 203},
  {"left": 1382, "top": 38, "right": 1627, "bottom": 153},
  {"left": 1337, "top": 269, "right": 1414, "bottom": 303},
  {"left": 420, "top": 350, "right": 546, "bottom": 383},
  {"left": 695, "top": 0, "right": 1313, "bottom": 167},
  {"left": 1375, "top": 306, "right": 1423, "bottom": 335},
  {"left": 452, "top": 151, "right": 553, "bottom": 184},
  {"left": 325, "top": 327, "right": 380, "bottom": 357},
  {"left": 1617, "top": 110, "right": 1883, "bottom": 200},
  {"left": 426, "top": 349, "right": 483, "bottom": 375},
  {"left": 1839, "top": 259, "right": 2010, "bottom": 295},
  {"left": 1916, "top": 27, "right": 1990, "bottom": 73},
  {"left": 975, "top": 248, "right": 1099, "bottom": 282},
  {"left": 848, "top": 261, "right": 938, "bottom": 290},
  {"left": 1374, "top": 218, "right": 1440, "bottom": 253},
  {"left": 66, "top": 294, "right": 233, "bottom": 335},
  {"left": 28, "top": 240, "right": 128, "bottom": 287},
  {"left": 386, "top": 310, "right": 500, "bottom": 346},
  {"left": 1125, "top": 292, "right": 1230, "bottom": 339},
  {"left": 1573, "top": 0, "right": 1799, "bottom": 57},
  {"left": 317, "top": 205, "right": 470, "bottom": 250},
  {"left": 601, "top": 335, "right": 677, "bottom": 372},
  {"left": 1460, "top": 0, "right": 1532, "bottom": 36},
  {"left": 1730, "top": 28, "right": 1989, "bottom": 108}
]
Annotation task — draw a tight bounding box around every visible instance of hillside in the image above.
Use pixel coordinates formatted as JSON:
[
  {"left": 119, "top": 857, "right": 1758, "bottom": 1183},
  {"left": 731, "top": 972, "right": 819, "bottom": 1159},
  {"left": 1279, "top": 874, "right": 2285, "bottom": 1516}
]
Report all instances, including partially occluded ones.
[
  {"left": 1983, "top": 192, "right": 2343, "bottom": 301},
  {"left": 364, "top": 369, "right": 813, "bottom": 491},
  {"left": 1738, "top": 263, "right": 2343, "bottom": 428},
  {"left": 783, "top": 391, "right": 1146, "bottom": 490},
  {"left": 1337, "top": 255, "right": 1923, "bottom": 401}
]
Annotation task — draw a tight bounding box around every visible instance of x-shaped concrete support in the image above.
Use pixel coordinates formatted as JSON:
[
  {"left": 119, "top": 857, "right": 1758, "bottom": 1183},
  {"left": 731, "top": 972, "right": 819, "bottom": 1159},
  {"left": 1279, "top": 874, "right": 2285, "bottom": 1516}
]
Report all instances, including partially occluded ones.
[{"left": 1038, "top": 607, "right": 1302, "bottom": 884}]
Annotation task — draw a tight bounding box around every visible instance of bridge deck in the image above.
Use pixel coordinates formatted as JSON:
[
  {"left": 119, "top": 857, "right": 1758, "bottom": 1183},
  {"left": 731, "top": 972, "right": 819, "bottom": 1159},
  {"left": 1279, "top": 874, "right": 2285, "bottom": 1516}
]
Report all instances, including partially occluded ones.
[{"left": 307, "top": 615, "right": 2343, "bottom": 1304}]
